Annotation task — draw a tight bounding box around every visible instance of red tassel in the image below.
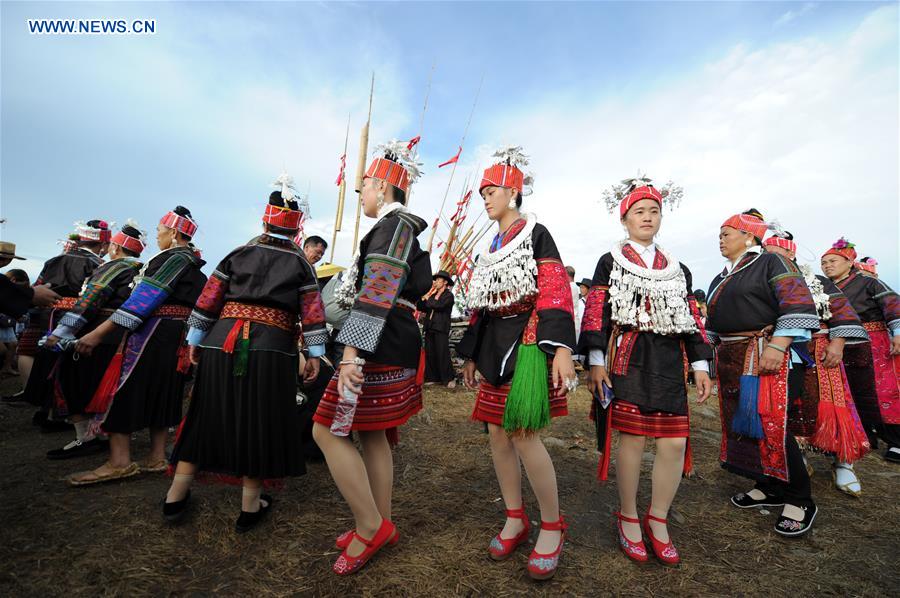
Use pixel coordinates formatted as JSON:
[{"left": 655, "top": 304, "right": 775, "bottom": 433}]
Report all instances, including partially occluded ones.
[
  {"left": 176, "top": 344, "right": 191, "bottom": 374},
  {"left": 85, "top": 353, "right": 123, "bottom": 414},
  {"left": 415, "top": 347, "right": 426, "bottom": 386},
  {"left": 222, "top": 319, "right": 243, "bottom": 353}
]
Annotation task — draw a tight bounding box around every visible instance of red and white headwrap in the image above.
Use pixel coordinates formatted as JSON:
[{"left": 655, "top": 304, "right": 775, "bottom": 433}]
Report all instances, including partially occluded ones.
[
  {"left": 160, "top": 209, "right": 198, "bottom": 238},
  {"left": 822, "top": 237, "right": 857, "bottom": 262},
  {"left": 856, "top": 257, "right": 878, "bottom": 275},
  {"left": 74, "top": 220, "right": 112, "bottom": 243},
  {"left": 721, "top": 213, "right": 768, "bottom": 240},
  {"left": 479, "top": 146, "right": 532, "bottom": 196},
  {"left": 602, "top": 174, "right": 683, "bottom": 217},
  {"left": 764, "top": 235, "right": 797, "bottom": 254},
  {"left": 110, "top": 221, "right": 146, "bottom": 255},
  {"left": 365, "top": 138, "right": 422, "bottom": 193},
  {"left": 263, "top": 173, "right": 304, "bottom": 230}
]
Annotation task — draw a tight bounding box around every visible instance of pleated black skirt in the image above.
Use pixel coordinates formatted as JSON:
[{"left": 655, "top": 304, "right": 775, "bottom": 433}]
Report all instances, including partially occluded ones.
[
  {"left": 170, "top": 347, "right": 305, "bottom": 479},
  {"left": 103, "top": 319, "right": 189, "bottom": 434},
  {"left": 59, "top": 343, "right": 119, "bottom": 416}
]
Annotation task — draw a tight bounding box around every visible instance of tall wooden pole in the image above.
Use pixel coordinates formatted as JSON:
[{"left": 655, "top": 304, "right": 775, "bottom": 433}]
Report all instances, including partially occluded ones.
[
  {"left": 406, "top": 61, "right": 435, "bottom": 208},
  {"left": 329, "top": 114, "right": 351, "bottom": 264},
  {"left": 352, "top": 74, "right": 375, "bottom": 251}
]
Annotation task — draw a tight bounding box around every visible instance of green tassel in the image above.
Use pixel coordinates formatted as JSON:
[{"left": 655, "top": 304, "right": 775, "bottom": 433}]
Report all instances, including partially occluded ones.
[
  {"left": 233, "top": 335, "right": 250, "bottom": 377},
  {"left": 503, "top": 343, "right": 550, "bottom": 433}
]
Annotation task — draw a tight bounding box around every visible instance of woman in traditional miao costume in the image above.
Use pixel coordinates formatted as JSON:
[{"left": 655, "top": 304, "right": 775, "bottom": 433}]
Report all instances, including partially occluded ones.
[
  {"left": 69, "top": 206, "right": 206, "bottom": 486},
  {"left": 18, "top": 221, "right": 109, "bottom": 422},
  {"left": 312, "top": 140, "right": 431, "bottom": 575},
  {"left": 42, "top": 223, "right": 147, "bottom": 460},
  {"left": 457, "top": 146, "right": 576, "bottom": 581},
  {"left": 763, "top": 233, "right": 870, "bottom": 496},
  {"left": 822, "top": 238, "right": 900, "bottom": 463},
  {"left": 162, "top": 177, "right": 327, "bottom": 531},
  {"left": 706, "top": 210, "right": 820, "bottom": 537},
  {"left": 579, "top": 176, "right": 713, "bottom": 565}
]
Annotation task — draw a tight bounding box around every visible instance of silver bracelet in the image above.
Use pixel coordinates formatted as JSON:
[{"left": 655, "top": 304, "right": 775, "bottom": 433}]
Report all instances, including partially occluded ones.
[{"left": 339, "top": 357, "right": 366, "bottom": 366}]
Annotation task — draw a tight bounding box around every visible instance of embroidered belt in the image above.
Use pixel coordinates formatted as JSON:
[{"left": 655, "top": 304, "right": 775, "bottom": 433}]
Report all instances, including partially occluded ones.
[
  {"left": 863, "top": 321, "right": 887, "bottom": 333},
  {"left": 396, "top": 298, "right": 416, "bottom": 313},
  {"left": 153, "top": 304, "right": 193, "bottom": 320},
  {"left": 488, "top": 300, "right": 536, "bottom": 317},
  {"left": 221, "top": 302, "right": 296, "bottom": 332},
  {"left": 51, "top": 297, "right": 78, "bottom": 311}
]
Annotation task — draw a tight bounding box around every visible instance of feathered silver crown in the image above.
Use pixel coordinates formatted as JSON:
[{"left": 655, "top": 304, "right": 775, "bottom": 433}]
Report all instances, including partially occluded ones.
[
  {"left": 492, "top": 145, "right": 535, "bottom": 196},
  {"left": 601, "top": 172, "right": 683, "bottom": 213},
  {"left": 374, "top": 139, "right": 424, "bottom": 185},
  {"left": 271, "top": 172, "right": 298, "bottom": 203}
]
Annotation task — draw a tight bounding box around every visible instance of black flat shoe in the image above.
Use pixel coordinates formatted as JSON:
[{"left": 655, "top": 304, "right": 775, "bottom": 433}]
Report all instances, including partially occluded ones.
[
  {"left": 731, "top": 490, "right": 785, "bottom": 509},
  {"left": 235, "top": 494, "right": 273, "bottom": 533},
  {"left": 163, "top": 490, "right": 191, "bottom": 524},
  {"left": 47, "top": 437, "right": 109, "bottom": 460},
  {"left": 775, "top": 504, "right": 817, "bottom": 537},
  {"left": 884, "top": 447, "right": 900, "bottom": 463}
]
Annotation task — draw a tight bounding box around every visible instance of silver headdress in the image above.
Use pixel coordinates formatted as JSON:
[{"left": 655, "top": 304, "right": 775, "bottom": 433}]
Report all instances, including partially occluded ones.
[{"left": 601, "top": 171, "right": 684, "bottom": 214}]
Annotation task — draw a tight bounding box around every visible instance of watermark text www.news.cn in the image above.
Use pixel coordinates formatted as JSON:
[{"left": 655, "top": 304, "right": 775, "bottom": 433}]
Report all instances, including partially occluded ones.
[{"left": 28, "top": 19, "right": 156, "bottom": 35}]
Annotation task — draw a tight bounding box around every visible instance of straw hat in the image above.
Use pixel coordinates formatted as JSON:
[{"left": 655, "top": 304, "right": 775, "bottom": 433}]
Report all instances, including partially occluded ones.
[{"left": 0, "top": 241, "right": 25, "bottom": 260}]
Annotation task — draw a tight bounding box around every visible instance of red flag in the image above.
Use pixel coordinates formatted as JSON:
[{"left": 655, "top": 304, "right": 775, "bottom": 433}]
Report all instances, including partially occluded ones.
[
  {"left": 439, "top": 146, "right": 462, "bottom": 168},
  {"left": 407, "top": 136, "right": 421, "bottom": 150},
  {"left": 335, "top": 153, "right": 347, "bottom": 186},
  {"left": 451, "top": 190, "right": 472, "bottom": 223}
]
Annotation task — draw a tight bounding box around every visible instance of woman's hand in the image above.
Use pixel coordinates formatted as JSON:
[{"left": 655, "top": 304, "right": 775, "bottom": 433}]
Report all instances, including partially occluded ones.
[
  {"left": 760, "top": 337, "right": 791, "bottom": 374},
  {"left": 303, "top": 357, "right": 320, "bottom": 384},
  {"left": 552, "top": 347, "right": 576, "bottom": 391},
  {"left": 463, "top": 359, "right": 479, "bottom": 389},
  {"left": 189, "top": 345, "right": 201, "bottom": 365},
  {"left": 337, "top": 362, "right": 364, "bottom": 397},
  {"left": 891, "top": 335, "right": 900, "bottom": 356},
  {"left": 695, "top": 371, "right": 712, "bottom": 403},
  {"left": 588, "top": 365, "right": 612, "bottom": 395},
  {"left": 822, "top": 338, "right": 845, "bottom": 368},
  {"left": 75, "top": 330, "right": 101, "bottom": 357},
  {"left": 43, "top": 335, "right": 60, "bottom": 350}
]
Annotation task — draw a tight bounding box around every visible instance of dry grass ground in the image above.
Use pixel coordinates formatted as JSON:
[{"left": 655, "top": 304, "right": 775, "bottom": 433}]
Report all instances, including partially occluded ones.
[{"left": 0, "top": 373, "right": 898, "bottom": 597}]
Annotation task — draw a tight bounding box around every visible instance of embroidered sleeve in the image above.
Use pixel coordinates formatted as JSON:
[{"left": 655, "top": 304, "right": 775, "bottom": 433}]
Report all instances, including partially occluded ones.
[
  {"left": 336, "top": 217, "right": 415, "bottom": 354},
  {"left": 52, "top": 260, "right": 140, "bottom": 339},
  {"left": 532, "top": 225, "right": 576, "bottom": 353},
  {"left": 868, "top": 276, "right": 900, "bottom": 335},
  {"left": 185, "top": 259, "right": 232, "bottom": 340},
  {"left": 577, "top": 254, "right": 612, "bottom": 355},
  {"left": 766, "top": 254, "right": 819, "bottom": 335},
  {"left": 683, "top": 266, "right": 714, "bottom": 362},
  {"left": 299, "top": 261, "right": 328, "bottom": 350},
  {"left": 112, "top": 252, "right": 196, "bottom": 331}
]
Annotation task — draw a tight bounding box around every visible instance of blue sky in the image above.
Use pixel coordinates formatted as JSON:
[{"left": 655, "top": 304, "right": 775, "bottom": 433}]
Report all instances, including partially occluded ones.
[{"left": 2, "top": 1, "right": 898, "bottom": 290}]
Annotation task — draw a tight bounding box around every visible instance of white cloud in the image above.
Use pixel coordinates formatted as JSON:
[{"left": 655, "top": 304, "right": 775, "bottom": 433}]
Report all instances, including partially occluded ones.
[
  {"left": 774, "top": 2, "right": 818, "bottom": 28},
  {"left": 471, "top": 4, "right": 899, "bottom": 290}
]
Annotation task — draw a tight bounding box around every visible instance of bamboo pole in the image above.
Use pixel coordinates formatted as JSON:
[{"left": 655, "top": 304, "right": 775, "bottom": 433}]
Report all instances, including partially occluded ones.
[
  {"left": 328, "top": 115, "right": 351, "bottom": 264},
  {"left": 426, "top": 74, "right": 484, "bottom": 252},
  {"left": 406, "top": 61, "right": 435, "bottom": 208},
  {"left": 352, "top": 73, "right": 375, "bottom": 250}
]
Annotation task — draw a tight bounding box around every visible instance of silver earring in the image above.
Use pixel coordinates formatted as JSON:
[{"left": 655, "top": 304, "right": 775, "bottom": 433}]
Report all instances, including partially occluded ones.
[
  {"left": 376, "top": 192, "right": 385, "bottom": 209},
  {"left": 507, "top": 198, "right": 516, "bottom": 210},
  {"left": 744, "top": 239, "right": 752, "bottom": 247}
]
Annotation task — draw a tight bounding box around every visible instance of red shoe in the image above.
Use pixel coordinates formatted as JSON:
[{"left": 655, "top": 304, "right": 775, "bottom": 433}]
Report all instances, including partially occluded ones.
[
  {"left": 488, "top": 507, "right": 531, "bottom": 560},
  {"left": 527, "top": 516, "right": 567, "bottom": 580},
  {"left": 643, "top": 511, "right": 680, "bottom": 565},
  {"left": 335, "top": 527, "right": 400, "bottom": 550},
  {"left": 614, "top": 511, "right": 648, "bottom": 563},
  {"left": 332, "top": 518, "right": 396, "bottom": 576}
]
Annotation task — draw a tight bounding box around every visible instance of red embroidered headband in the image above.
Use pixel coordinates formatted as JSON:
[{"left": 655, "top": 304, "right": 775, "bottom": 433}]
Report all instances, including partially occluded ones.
[
  {"left": 262, "top": 203, "right": 303, "bottom": 230},
  {"left": 822, "top": 237, "right": 856, "bottom": 262},
  {"left": 619, "top": 185, "right": 663, "bottom": 218},
  {"left": 764, "top": 236, "right": 797, "bottom": 253},
  {"left": 160, "top": 211, "right": 198, "bottom": 238},
  {"left": 603, "top": 174, "right": 683, "bottom": 217},
  {"left": 364, "top": 139, "right": 422, "bottom": 194},
  {"left": 74, "top": 220, "right": 112, "bottom": 243},
  {"left": 111, "top": 231, "right": 146, "bottom": 255},
  {"left": 721, "top": 213, "right": 767, "bottom": 239},
  {"left": 366, "top": 157, "right": 410, "bottom": 193},
  {"left": 479, "top": 146, "right": 533, "bottom": 197}
]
